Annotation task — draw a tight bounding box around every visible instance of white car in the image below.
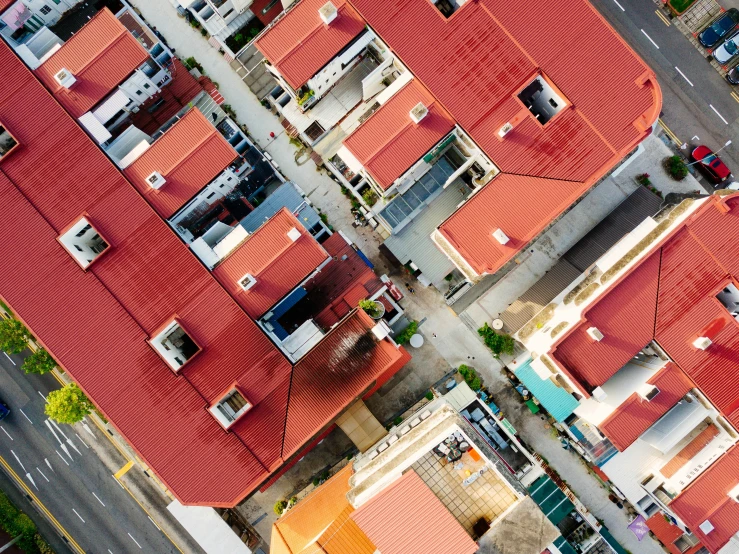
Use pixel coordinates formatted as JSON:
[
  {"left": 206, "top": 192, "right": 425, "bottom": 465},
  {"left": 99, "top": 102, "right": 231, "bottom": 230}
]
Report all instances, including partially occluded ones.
[{"left": 714, "top": 29, "right": 739, "bottom": 64}]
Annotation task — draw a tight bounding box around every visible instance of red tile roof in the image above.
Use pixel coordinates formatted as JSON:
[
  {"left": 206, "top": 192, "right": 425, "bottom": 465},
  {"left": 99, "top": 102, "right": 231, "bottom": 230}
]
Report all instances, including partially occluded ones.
[
  {"left": 438, "top": 174, "right": 601, "bottom": 277},
  {"left": 646, "top": 513, "right": 705, "bottom": 554},
  {"left": 343, "top": 79, "right": 455, "bottom": 190},
  {"left": 123, "top": 108, "right": 236, "bottom": 218},
  {"left": 670, "top": 445, "right": 739, "bottom": 553},
  {"left": 212, "top": 208, "right": 329, "bottom": 319},
  {"left": 598, "top": 363, "right": 693, "bottom": 451},
  {"left": 284, "top": 309, "right": 411, "bottom": 456},
  {"left": 251, "top": 0, "right": 284, "bottom": 26},
  {"left": 661, "top": 423, "right": 719, "bottom": 479},
  {"left": 0, "top": 0, "right": 15, "bottom": 14},
  {"left": 35, "top": 9, "right": 150, "bottom": 118},
  {"left": 255, "top": 0, "right": 366, "bottom": 90},
  {"left": 0, "top": 42, "right": 409, "bottom": 507},
  {"left": 351, "top": 471, "right": 478, "bottom": 554}
]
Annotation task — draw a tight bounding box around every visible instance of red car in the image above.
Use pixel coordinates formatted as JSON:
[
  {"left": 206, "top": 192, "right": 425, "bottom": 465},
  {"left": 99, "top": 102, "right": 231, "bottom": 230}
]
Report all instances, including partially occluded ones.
[{"left": 691, "top": 145, "right": 732, "bottom": 185}]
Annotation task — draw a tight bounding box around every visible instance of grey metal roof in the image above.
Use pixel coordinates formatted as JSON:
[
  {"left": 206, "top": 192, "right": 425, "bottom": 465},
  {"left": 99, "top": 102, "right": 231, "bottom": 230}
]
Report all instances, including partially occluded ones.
[
  {"left": 384, "top": 180, "right": 470, "bottom": 287},
  {"left": 240, "top": 182, "right": 321, "bottom": 233}
]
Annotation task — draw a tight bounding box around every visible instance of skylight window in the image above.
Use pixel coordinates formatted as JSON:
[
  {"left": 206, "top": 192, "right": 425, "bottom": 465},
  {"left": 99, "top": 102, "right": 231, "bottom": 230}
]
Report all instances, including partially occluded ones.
[
  {"left": 0, "top": 124, "right": 19, "bottom": 162},
  {"left": 518, "top": 75, "right": 567, "bottom": 125},
  {"left": 149, "top": 320, "right": 201, "bottom": 371},
  {"left": 210, "top": 389, "right": 251, "bottom": 428},
  {"left": 58, "top": 217, "right": 110, "bottom": 269},
  {"left": 432, "top": 0, "right": 467, "bottom": 18},
  {"left": 717, "top": 283, "right": 739, "bottom": 320}
]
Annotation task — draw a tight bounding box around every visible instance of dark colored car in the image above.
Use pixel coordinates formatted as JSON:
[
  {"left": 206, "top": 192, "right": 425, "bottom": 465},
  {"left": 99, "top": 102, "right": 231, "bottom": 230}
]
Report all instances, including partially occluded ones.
[
  {"left": 699, "top": 8, "right": 739, "bottom": 48},
  {"left": 691, "top": 145, "right": 732, "bottom": 185},
  {"left": 0, "top": 401, "right": 9, "bottom": 421},
  {"left": 727, "top": 65, "right": 739, "bottom": 84}
]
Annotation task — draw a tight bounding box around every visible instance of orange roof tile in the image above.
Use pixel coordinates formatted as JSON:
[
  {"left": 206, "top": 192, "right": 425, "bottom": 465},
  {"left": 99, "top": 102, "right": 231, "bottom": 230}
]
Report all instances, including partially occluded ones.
[
  {"left": 661, "top": 424, "right": 719, "bottom": 479},
  {"left": 35, "top": 9, "right": 149, "bottom": 118},
  {"left": 646, "top": 513, "right": 704, "bottom": 554}
]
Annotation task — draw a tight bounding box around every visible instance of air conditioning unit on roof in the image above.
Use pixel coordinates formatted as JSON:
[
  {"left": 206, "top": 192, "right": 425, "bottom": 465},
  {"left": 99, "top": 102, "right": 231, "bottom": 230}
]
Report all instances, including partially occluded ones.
[
  {"left": 587, "top": 327, "right": 604, "bottom": 342},
  {"left": 693, "top": 336, "right": 712, "bottom": 350},
  {"left": 54, "top": 68, "right": 76, "bottom": 89},
  {"left": 592, "top": 386, "right": 607, "bottom": 402},
  {"left": 319, "top": 1, "right": 338, "bottom": 24},
  {"left": 492, "top": 228, "right": 509, "bottom": 245},
  {"left": 287, "top": 227, "right": 301, "bottom": 242},
  {"left": 146, "top": 171, "right": 166, "bottom": 190},
  {"left": 729, "top": 483, "right": 739, "bottom": 503},
  {"left": 409, "top": 102, "right": 428, "bottom": 124},
  {"left": 239, "top": 273, "right": 257, "bottom": 291}
]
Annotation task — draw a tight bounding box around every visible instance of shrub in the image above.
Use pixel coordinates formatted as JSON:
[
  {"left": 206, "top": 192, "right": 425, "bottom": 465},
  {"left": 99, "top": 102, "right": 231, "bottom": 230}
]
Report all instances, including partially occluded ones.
[
  {"left": 665, "top": 155, "right": 688, "bottom": 181},
  {"left": 361, "top": 188, "right": 378, "bottom": 207},
  {"left": 274, "top": 500, "right": 287, "bottom": 516},
  {"left": 424, "top": 390, "right": 434, "bottom": 401},
  {"left": 394, "top": 321, "right": 418, "bottom": 345},
  {"left": 183, "top": 57, "right": 203, "bottom": 73},
  {"left": 22, "top": 348, "right": 56, "bottom": 375},
  {"left": 359, "top": 299, "right": 382, "bottom": 318},
  {"left": 297, "top": 89, "right": 315, "bottom": 106},
  {"left": 200, "top": 28, "right": 208, "bottom": 36},
  {"left": 0, "top": 317, "right": 31, "bottom": 354},
  {"left": 221, "top": 104, "right": 236, "bottom": 119},
  {"left": 478, "top": 323, "right": 515, "bottom": 358},
  {"left": 0, "top": 490, "right": 45, "bottom": 553},
  {"left": 636, "top": 173, "right": 651, "bottom": 186},
  {"left": 35, "top": 534, "right": 55, "bottom": 554},
  {"left": 458, "top": 365, "right": 483, "bottom": 391}
]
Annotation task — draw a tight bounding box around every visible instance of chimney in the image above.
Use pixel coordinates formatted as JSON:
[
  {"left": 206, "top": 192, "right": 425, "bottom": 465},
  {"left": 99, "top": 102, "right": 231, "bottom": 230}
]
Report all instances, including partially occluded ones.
[
  {"left": 146, "top": 171, "right": 166, "bottom": 190},
  {"left": 693, "top": 336, "right": 712, "bottom": 350},
  {"left": 54, "top": 68, "right": 77, "bottom": 89},
  {"left": 492, "top": 228, "right": 509, "bottom": 245},
  {"left": 592, "top": 386, "right": 607, "bottom": 402},
  {"left": 587, "top": 327, "right": 604, "bottom": 342},
  {"left": 318, "top": 1, "right": 338, "bottom": 24},
  {"left": 409, "top": 102, "right": 428, "bottom": 124},
  {"left": 287, "top": 227, "right": 301, "bottom": 242}
]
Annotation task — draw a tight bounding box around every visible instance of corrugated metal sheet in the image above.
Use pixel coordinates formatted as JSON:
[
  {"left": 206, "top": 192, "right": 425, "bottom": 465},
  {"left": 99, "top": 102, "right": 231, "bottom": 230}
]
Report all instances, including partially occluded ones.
[
  {"left": 670, "top": 446, "right": 739, "bottom": 553},
  {"left": 598, "top": 363, "right": 693, "bottom": 451},
  {"left": 351, "top": 470, "right": 478, "bottom": 554},
  {"left": 35, "top": 9, "right": 149, "bottom": 118},
  {"left": 212, "top": 208, "right": 329, "bottom": 318},
  {"left": 661, "top": 423, "right": 719, "bottom": 479},
  {"left": 0, "top": 0, "right": 15, "bottom": 14},
  {"left": 254, "top": 0, "right": 366, "bottom": 90},
  {"left": 514, "top": 359, "right": 579, "bottom": 422},
  {"left": 241, "top": 182, "right": 321, "bottom": 233},
  {"left": 343, "top": 80, "right": 455, "bottom": 190},
  {"left": 124, "top": 108, "right": 236, "bottom": 218},
  {"left": 646, "top": 513, "right": 705, "bottom": 554}
]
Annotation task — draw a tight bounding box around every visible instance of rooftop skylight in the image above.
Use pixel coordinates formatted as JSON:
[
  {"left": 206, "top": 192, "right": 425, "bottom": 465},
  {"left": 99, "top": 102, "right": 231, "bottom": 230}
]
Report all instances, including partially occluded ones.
[
  {"left": 717, "top": 283, "right": 739, "bottom": 320},
  {"left": 210, "top": 389, "right": 251, "bottom": 428},
  {"left": 0, "top": 125, "right": 19, "bottom": 162},
  {"left": 58, "top": 217, "right": 110, "bottom": 269},
  {"left": 518, "top": 75, "right": 567, "bottom": 125},
  {"left": 432, "top": 0, "right": 467, "bottom": 18},
  {"left": 149, "top": 320, "right": 201, "bottom": 371}
]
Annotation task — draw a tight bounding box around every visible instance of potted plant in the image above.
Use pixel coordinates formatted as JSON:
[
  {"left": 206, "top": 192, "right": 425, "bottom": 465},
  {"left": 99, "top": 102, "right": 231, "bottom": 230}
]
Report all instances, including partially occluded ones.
[{"left": 359, "top": 299, "right": 385, "bottom": 319}]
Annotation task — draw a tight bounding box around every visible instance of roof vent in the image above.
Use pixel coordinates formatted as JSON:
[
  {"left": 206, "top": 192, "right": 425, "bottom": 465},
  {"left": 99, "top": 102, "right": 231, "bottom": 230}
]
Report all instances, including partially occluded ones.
[
  {"left": 699, "top": 520, "right": 715, "bottom": 534},
  {"left": 492, "top": 228, "right": 509, "bottom": 245},
  {"left": 239, "top": 273, "right": 257, "bottom": 291},
  {"left": 287, "top": 227, "right": 301, "bottom": 242},
  {"left": 693, "top": 336, "right": 712, "bottom": 350},
  {"left": 146, "top": 171, "right": 166, "bottom": 190},
  {"left": 409, "top": 102, "right": 428, "bottom": 124},
  {"left": 54, "top": 68, "right": 77, "bottom": 89},
  {"left": 372, "top": 320, "right": 391, "bottom": 341},
  {"left": 637, "top": 384, "right": 660, "bottom": 402},
  {"left": 729, "top": 483, "right": 739, "bottom": 503},
  {"left": 498, "top": 122, "right": 513, "bottom": 138},
  {"left": 587, "top": 327, "right": 604, "bottom": 342},
  {"left": 592, "top": 386, "right": 607, "bottom": 402},
  {"left": 318, "top": 1, "right": 338, "bottom": 24}
]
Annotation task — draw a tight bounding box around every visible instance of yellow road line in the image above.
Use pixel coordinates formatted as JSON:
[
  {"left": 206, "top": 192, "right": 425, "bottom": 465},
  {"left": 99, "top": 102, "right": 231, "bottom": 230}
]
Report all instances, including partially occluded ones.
[
  {"left": 658, "top": 118, "right": 683, "bottom": 147},
  {"left": 655, "top": 9, "right": 671, "bottom": 26},
  {"left": 113, "top": 460, "right": 134, "bottom": 479},
  {"left": 731, "top": 91, "right": 739, "bottom": 104},
  {"left": 0, "top": 455, "right": 85, "bottom": 553}
]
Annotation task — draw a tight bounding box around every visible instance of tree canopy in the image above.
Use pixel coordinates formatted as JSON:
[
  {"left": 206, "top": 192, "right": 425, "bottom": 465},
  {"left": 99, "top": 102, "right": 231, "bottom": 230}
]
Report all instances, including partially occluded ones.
[
  {"left": 0, "top": 318, "right": 31, "bottom": 355},
  {"left": 21, "top": 348, "right": 56, "bottom": 375},
  {"left": 45, "top": 383, "right": 93, "bottom": 424}
]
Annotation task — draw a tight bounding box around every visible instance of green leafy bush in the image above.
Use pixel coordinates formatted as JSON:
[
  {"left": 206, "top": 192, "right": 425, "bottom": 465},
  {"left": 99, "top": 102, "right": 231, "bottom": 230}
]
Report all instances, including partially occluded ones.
[
  {"left": 394, "top": 321, "right": 418, "bottom": 345},
  {"left": 478, "top": 323, "right": 515, "bottom": 358},
  {"left": 274, "top": 500, "right": 287, "bottom": 516},
  {"left": 0, "top": 489, "right": 51, "bottom": 553},
  {"left": 424, "top": 390, "right": 434, "bottom": 401},
  {"left": 458, "top": 364, "right": 483, "bottom": 391},
  {"left": 22, "top": 348, "right": 56, "bottom": 375},
  {"left": 361, "top": 188, "right": 378, "bottom": 207},
  {"left": 665, "top": 155, "right": 688, "bottom": 181},
  {"left": 358, "top": 299, "right": 382, "bottom": 318},
  {"left": 0, "top": 317, "right": 31, "bottom": 354}
]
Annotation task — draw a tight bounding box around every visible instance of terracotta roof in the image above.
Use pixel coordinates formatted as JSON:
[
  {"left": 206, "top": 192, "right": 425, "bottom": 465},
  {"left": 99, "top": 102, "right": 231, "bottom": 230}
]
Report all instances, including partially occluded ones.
[
  {"left": 343, "top": 79, "right": 455, "bottom": 190},
  {"left": 670, "top": 445, "right": 739, "bottom": 553},
  {"left": 284, "top": 309, "right": 411, "bottom": 456},
  {"left": 351, "top": 471, "right": 478, "bottom": 554},
  {"left": 212, "top": 208, "right": 329, "bottom": 319},
  {"left": 598, "top": 363, "right": 694, "bottom": 451},
  {"left": 271, "top": 465, "right": 376, "bottom": 554},
  {"left": 35, "top": 9, "right": 150, "bottom": 118},
  {"left": 254, "top": 0, "right": 366, "bottom": 90},
  {"left": 661, "top": 423, "right": 719, "bottom": 479},
  {"left": 251, "top": 0, "right": 284, "bottom": 25},
  {"left": 0, "top": 0, "right": 15, "bottom": 14},
  {"left": 123, "top": 108, "right": 236, "bottom": 218},
  {"left": 438, "top": 174, "right": 599, "bottom": 277},
  {"left": 646, "top": 513, "right": 704, "bottom": 554}
]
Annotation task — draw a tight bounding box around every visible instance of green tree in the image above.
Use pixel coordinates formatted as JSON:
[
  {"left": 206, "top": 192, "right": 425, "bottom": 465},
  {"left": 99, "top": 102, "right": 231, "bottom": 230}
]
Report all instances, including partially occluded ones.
[
  {"left": 21, "top": 348, "right": 56, "bottom": 375},
  {"left": 478, "top": 323, "right": 515, "bottom": 358},
  {"left": 358, "top": 299, "right": 382, "bottom": 318},
  {"left": 45, "top": 383, "right": 93, "bottom": 424},
  {"left": 0, "top": 317, "right": 31, "bottom": 354}
]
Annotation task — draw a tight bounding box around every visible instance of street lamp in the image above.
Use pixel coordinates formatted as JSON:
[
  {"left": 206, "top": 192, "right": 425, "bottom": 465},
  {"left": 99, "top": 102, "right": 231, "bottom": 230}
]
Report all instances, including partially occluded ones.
[{"left": 687, "top": 140, "right": 732, "bottom": 166}]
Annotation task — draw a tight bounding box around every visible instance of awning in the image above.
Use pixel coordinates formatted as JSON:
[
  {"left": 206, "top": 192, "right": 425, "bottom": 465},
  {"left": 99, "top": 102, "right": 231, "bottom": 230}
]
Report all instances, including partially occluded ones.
[
  {"left": 92, "top": 89, "right": 131, "bottom": 125},
  {"left": 79, "top": 112, "right": 112, "bottom": 144}
]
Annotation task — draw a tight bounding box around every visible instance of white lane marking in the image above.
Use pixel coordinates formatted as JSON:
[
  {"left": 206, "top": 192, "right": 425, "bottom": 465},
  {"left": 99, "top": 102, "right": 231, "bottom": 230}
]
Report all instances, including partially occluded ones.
[
  {"left": 675, "top": 66, "right": 694, "bottom": 87},
  {"left": 710, "top": 104, "right": 729, "bottom": 124},
  {"left": 72, "top": 509, "right": 85, "bottom": 523},
  {"left": 641, "top": 29, "right": 660, "bottom": 49},
  {"left": 82, "top": 422, "right": 95, "bottom": 438},
  {"left": 692, "top": 135, "right": 700, "bottom": 141},
  {"left": 113, "top": 476, "right": 124, "bottom": 489},
  {"left": 148, "top": 516, "right": 161, "bottom": 531},
  {"left": 11, "top": 450, "right": 26, "bottom": 472},
  {"left": 37, "top": 391, "right": 46, "bottom": 402},
  {"left": 26, "top": 473, "right": 37, "bottom": 490},
  {"left": 45, "top": 420, "right": 72, "bottom": 460},
  {"left": 93, "top": 492, "right": 105, "bottom": 507},
  {"left": 3, "top": 352, "right": 16, "bottom": 365},
  {"left": 75, "top": 433, "right": 89, "bottom": 449},
  {"left": 19, "top": 409, "right": 32, "bottom": 424},
  {"left": 45, "top": 458, "right": 55, "bottom": 473},
  {"left": 128, "top": 533, "right": 142, "bottom": 549},
  {"left": 108, "top": 550, "right": 114, "bottom": 554},
  {"left": 1, "top": 427, "right": 13, "bottom": 441},
  {"left": 612, "top": 0, "right": 625, "bottom": 10},
  {"left": 55, "top": 450, "right": 69, "bottom": 466},
  {"left": 51, "top": 420, "right": 81, "bottom": 456},
  {"left": 36, "top": 468, "right": 49, "bottom": 482}
]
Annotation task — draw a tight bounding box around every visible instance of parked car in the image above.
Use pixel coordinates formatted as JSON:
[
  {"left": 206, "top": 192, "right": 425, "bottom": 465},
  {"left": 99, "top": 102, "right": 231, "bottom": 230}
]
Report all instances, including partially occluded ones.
[
  {"left": 0, "top": 401, "right": 9, "bottom": 421},
  {"left": 714, "top": 28, "right": 739, "bottom": 64},
  {"left": 727, "top": 65, "right": 739, "bottom": 84},
  {"left": 700, "top": 9, "right": 739, "bottom": 48},
  {"left": 691, "top": 145, "right": 732, "bottom": 185}
]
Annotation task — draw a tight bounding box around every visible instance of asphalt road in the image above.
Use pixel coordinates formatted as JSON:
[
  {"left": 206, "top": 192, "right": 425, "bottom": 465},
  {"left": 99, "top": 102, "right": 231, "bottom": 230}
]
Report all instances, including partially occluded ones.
[
  {"left": 0, "top": 349, "right": 181, "bottom": 554},
  {"left": 591, "top": 0, "right": 739, "bottom": 171}
]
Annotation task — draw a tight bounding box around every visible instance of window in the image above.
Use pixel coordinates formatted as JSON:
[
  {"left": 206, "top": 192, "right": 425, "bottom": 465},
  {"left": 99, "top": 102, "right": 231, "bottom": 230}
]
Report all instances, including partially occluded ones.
[
  {"left": 149, "top": 320, "right": 201, "bottom": 371},
  {"left": 39, "top": 5, "right": 52, "bottom": 15},
  {"left": 0, "top": 124, "right": 19, "bottom": 162},
  {"left": 433, "top": 0, "right": 465, "bottom": 18},
  {"left": 517, "top": 75, "right": 567, "bottom": 125},
  {"left": 58, "top": 217, "right": 109, "bottom": 269},
  {"left": 143, "top": 83, "right": 151, "bottom": 90},
  {"left": 717, "top": 283, "right": 739, "bottom": 319},
  {"left": 210, "top": 389, "right": 251, "bottom": 427}
]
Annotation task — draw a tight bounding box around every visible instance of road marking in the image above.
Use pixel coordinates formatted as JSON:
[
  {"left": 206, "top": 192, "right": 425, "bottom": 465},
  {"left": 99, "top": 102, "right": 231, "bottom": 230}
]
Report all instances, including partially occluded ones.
[
  {"left": 658, "top": 118, "right": 684, "bottom": 147},
  {"left": 3, "top": 352, "right": 15, "bottom": 365},
  {"left": 731, "top": 91, "right": 739, "bottom": 104},
  {"left": 0, "top": 456, "right": 85, "bottom": 553},
  {"left": 710, "top": 104, "right": 729, "bottom": 124},
  {"left": 82, "top": 422, "right": 95, "bottom": 438},
  {"left": 114, "top": 460, "right": 134, "bottom": 479},
  {"left": 675, "top": 66, "right": 694, "bottom": 86},
  {"left": 128, "top": 533, "right": 142, "bottom": 549},
  {"left": 26, "top": 473, "right": 37, "bottom": 490},
  {"left": 19, "top": 409, "right": 32, "bottom": 424},
  {"left": 45, "top": 420, "right": 73, "bottom": 460},
  {"left": 93, "top": 492, "right": 105, "bottom": 507},
  {"left": 612, "top": 0, "right": 625, "bottom": 10},
  {"left": 36, "top": 468, "right": 49, "bottom": 482},
  {"left": 55, "top": 450, "right": 69, "bottom": 466},
  {"left": 641, "top": 29, "right": 660, "bottom": 49},
  {"left": 655, "top": 9, "right": 671, "bottom": 26},
  {"left": 148, "top": 516, "right": 161, "bottom": 531},
  {"left": 11, "top": 450, "right": 26, "bottom": 472},
  {"left": 1, "top": 427, "right": 13, "bottom": 441},
  {"left": 37, "top": 391, "right": 46, "bottom": 402},
  {"left": 113, "top": 476, "right": 124, "bottom": 489},
  {"left": 109, "top": 550, "right": 114, "bottom": 554},
  {"left": 44, "top": 458, "right": 54, "bottom": 473},
  {"left": 117, "top": 478, "right": 184, "bottom": 553},
  {"left": 75, "top": 433, "right": 89, "bottom": 449},
  {"left": 72, "top": 508, "right": 85, "bottom": 523},
  {"left": 692, "top": 135, "right": 700, "bottom": 141}
]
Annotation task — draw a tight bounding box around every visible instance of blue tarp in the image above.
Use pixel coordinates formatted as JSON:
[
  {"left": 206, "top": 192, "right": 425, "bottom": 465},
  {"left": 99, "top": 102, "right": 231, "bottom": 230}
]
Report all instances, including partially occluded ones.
[{"left": 514, "top": 359, "right": 579, "bottom": 422}]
